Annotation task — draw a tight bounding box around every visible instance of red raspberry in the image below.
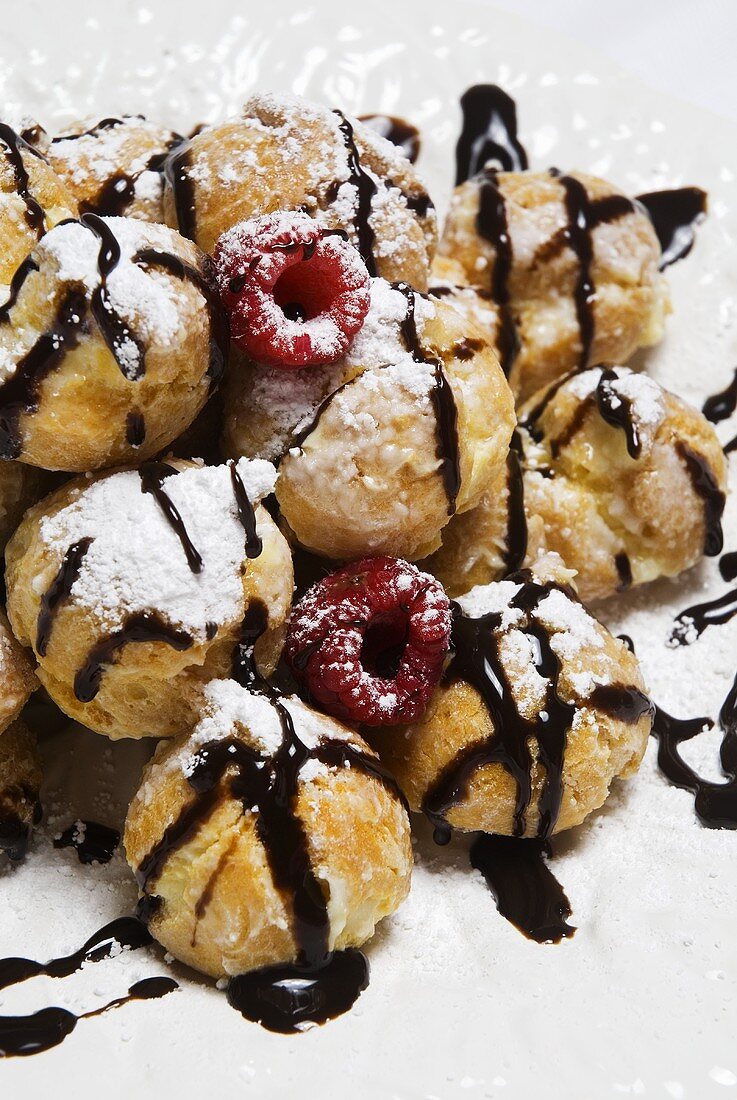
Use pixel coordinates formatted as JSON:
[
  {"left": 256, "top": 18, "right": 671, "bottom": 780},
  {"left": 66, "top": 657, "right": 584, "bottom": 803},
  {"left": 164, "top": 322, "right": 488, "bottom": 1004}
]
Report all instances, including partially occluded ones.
[
  {"left": 285, "top": 557, "right": 451, "bottom": 726},
  {"left": 214, "top": 211, "right": 370, "bottom": 370}
]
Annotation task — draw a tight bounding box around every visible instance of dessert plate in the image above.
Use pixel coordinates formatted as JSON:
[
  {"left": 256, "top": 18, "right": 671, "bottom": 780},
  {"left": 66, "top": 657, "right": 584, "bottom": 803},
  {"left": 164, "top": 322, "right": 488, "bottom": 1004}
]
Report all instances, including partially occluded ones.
[{"left": 1, "top": 2, "right": 736, "bottom": 1097}]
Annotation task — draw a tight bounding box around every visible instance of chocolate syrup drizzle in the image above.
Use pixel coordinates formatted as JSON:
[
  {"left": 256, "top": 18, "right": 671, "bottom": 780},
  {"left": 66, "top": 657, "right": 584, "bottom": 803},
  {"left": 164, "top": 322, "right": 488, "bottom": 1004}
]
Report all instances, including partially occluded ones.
[
  {"left": 164, "top": 139, "right": 197, "bottom": 241},
  {"left": 53, "top": 121, "right": 184, "bottom": 218},
  {"left": 619, "top": 637, "right": 737, "bottom": 829},
  {"left": 422, "top": 573, "right": 578, "bottom": 845},
  {"left": 81, "top": 212, "right": 146, "bottom": 380},
  {"left": 0, "top": 287, "right": 88, "bottom": 460},
  {"left": 139, "top": 462, "right": 203, "bottom": 574},
  {"left": 595, "top": 367, "right": 642, "bottom": 458},
  {"left": 703, "top": 367, "right": 737, "bottom": 430},
  {"left": 333, "top": 110, "right": 378, "bottom": 276},
  {"left": 359, "top": 114, "right": 421, "bottom": 163},
  {"left": 229, "top": 459, "right": 263, "bottom": 559},
  {"left": 74, "top": 613, "right": 193, "bottom": 703},
  {"left": 133, "top": 247, "right": 229, "bottom": 383},
  {"left": 651, "top": 681, "right": 737, "bottom": 829},
  {"left": 675, "top": 441, "right": 725, "bottom": 556},
  {"left": 475, "top": 168, "right": 518, "bottom": 376},
  {"left": 720, "top": 551, "right": 737, "bottom": 584},
  {"left": 0, "top": 916, "right": 177, "bottom": 1058},
  {"left": 136, "top": 598, "right": 406, "bottom": 1032},
  {"left": 395, "top": 282, "right": 461, "bottom": 516},
  {"left": 635, "top": 187, "right": 707, "bottom": 269},
  {"left": 548, "top": 169, "right": 597, "bottom": 369},
  {"left": 0, "top": 977, "right": 177, "bottom": 1058},
  {"left": 53, "top": 819, "right": 120, "bottom": 864},
  {"left": 0, "top": 256, "right": 39, "bottom": 322},
  {"left": 0, "top": 123, "right": 46, "bottom": 236},
  {"left": 668, "top": 586, "right": 737, "bottom": 647},
  {"left": 36, "top": 537, "right": 93, "bottom": 656},
  {"left": 455, "top": 84, "right": 528, "bottom": 184}
]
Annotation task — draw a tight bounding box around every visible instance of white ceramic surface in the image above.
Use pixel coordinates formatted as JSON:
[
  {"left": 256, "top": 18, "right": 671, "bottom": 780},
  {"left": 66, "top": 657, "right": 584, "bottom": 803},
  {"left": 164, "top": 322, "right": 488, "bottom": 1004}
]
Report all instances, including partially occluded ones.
[{"left": 1, "top": 3, "right": 737, "bottom": 1098}]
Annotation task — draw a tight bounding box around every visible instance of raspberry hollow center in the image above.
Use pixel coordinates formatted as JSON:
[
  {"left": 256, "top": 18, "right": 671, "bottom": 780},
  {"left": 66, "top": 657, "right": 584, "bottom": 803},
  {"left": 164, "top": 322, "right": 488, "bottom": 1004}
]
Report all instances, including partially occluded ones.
[{"left": 360, "top": 611, "right": 410, "bottom": 680}]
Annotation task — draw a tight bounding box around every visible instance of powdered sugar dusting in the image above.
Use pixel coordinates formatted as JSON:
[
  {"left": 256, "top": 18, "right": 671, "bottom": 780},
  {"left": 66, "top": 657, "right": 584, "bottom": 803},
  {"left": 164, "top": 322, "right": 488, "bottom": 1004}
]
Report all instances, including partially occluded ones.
[
  {"left": 38, "top": 459, "right": 276, "bottom": 638},
  {"left": 174, "top": 679, "right": 365, "bottom": 781},
  {"left": 40, "top": 216, "right": 195, "bottom": 347}
]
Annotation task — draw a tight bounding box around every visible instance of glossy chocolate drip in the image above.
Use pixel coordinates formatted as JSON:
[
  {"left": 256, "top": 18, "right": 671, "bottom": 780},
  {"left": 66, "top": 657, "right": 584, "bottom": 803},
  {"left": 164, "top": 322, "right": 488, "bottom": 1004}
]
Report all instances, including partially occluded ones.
[
  {"left": 614, "top": 551, "right": 633, "bottom": 591},
  {"left": 0, "top": 123, "right": 46, "bottom": 235},
  {"left": 74, "top": 612, "right": 193, "bottom": 703},
  {"left": 133, "top": 246, "right": 229, "bottom": 383},
  {"left": 504, "top": 430, "right": 527, "bottom": 573},
  {"left": 84, "top": 172, "right": 136, "bottom": 216},
  {"left": 0, "top": 917, "right": 151, "bottom": 992},
  {"left": 125, "top": 410, "right": 146, "bottom": 447},
  {"left": 53, "top": 819, "right": 120, "bottom": 864},
  {"left": 229, "top": 459, "right": 263, "bottom": 559},
  {"left": 720, "top": 551, "right": 737, "bottom": 583},
  {"left": 476, "top": 168, "right": 519, "bottom": 376},
  {"left": 0, "top": 256, "right": 39, "bottom": 323},
  {"left": 423, "top": 576, "right": 576, "bottom": 843},
  {"left": 550, "top": 170, "right": 596, "bottom": 370},
  {"left": 675, "top": 441, "right": 725, "bottom": 556},
  {"left": 51, "top": 117, "right": 129, "bottom": 143},
  {"left": 636, "top": 187, "right": 707, "bottom": 269},
  {"left": 0, "top": 288, "right": 87, "bottom": 460},
  {"left": 227, "top": 949, "right": 369, "bottom": 1033},
  {"left": 470, "top": 834, "right": 575, "bottom": 944},
  {"left": 333, "top": 110, "right": 378, "bottom": 276},
  {"left": 518, "top": 369, "right": 578, "bottom": 443},
  {"left": 395, "top": 282, "right": 461, "bottom": 515},
  {"left": 81, "top": 212, "right": 145, "bottom": 380},
  {"left": 589, "top": 683, "right": 653, "bottom": 724},
  {"left": 455, "top": 84, "right": 528, "bottom": 184},
  {"left": 36, "top": 537, "right": 93, "bottom": 656},
  {"left": 703, "top": 368, "right": 737, "bottom": 424},
  {"left": 140, "top": 461, "right": 203, "bottom": 573},
  {"left": 651, "top": 683, "right": 737, "bottom": 829},
  {"left": 0, "top": 976, "right": 176, "bottom": 1058},
  {"left": 595, "top": 367, "right": 641, "bottom": 457},
  {"left": 359, "top": 114, "right": 420, "bottom": 163},
  {"left": 164, "top": 140, "right": 197, "bottom": 241},
  {"left": 668, "top": 586, "right": 737, "bottom": 646},
  {"left": 77, "top": 135, "right": 183, "bottom": 218}
]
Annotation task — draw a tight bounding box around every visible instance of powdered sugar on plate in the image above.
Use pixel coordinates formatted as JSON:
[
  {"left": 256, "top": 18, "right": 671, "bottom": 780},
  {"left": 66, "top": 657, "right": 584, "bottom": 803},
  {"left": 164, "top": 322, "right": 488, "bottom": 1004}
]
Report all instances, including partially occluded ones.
[{"left": 38, "top": 458, "right": 276, "bottom": 638}]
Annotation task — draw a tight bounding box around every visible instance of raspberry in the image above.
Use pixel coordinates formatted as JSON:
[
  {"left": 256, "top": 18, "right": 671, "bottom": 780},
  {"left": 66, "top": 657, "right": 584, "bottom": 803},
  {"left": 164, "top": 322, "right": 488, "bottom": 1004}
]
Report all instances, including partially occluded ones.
[
  {"left": 285, "top": 557, "right": 451, "bottom": 726},
  {"left": 214, "top": 211, "right": 370, "bottom": 370}
]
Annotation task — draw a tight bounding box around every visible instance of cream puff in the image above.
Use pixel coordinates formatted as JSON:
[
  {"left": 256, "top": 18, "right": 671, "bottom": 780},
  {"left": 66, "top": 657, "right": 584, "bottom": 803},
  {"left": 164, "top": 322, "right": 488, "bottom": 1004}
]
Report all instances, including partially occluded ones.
[
  {"left": 5, "top": 458, "right": 292, "bottom": 740},
  {"left": 0, "top": 215, "right": 228, "bottom": 470},
  {"left": 374, "top": 555, "right": 652, "bottom": 840}
]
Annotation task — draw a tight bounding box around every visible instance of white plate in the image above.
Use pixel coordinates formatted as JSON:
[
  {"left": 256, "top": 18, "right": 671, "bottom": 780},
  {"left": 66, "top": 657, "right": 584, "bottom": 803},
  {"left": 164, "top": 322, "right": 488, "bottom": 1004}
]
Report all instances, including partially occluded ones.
[{"left": 1, "top": 3, "right": 736, "bottom": 1098}]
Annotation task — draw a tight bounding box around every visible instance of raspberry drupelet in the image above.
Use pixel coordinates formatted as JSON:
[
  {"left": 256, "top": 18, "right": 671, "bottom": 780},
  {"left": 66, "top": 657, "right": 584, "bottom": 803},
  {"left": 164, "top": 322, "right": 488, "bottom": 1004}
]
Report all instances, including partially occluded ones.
[
  {"left": 285, "top": 556, "right": 452, "bottom": 726},
  {"left": 214, "top": 211, "right": 371, "bottom": 369}
]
